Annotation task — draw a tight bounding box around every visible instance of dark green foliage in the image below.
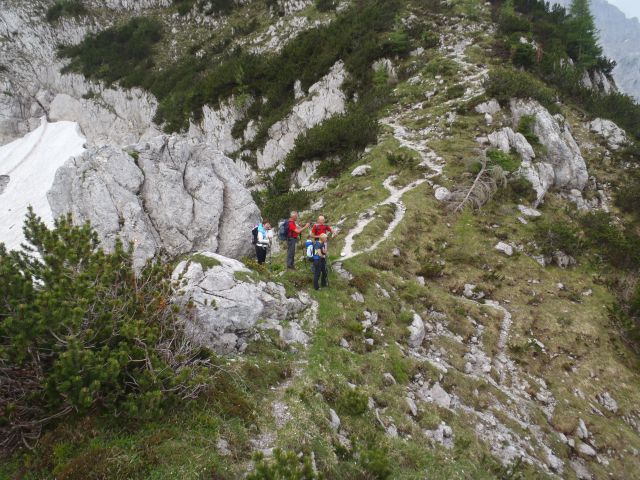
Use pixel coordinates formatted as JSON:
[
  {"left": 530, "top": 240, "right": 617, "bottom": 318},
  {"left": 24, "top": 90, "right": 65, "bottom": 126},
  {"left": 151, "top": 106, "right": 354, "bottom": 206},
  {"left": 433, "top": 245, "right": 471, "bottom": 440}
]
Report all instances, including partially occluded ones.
[
  {"left": 359, "top": 444, "right": 392, "bottom": 479},
  {"left": 46, "top": 0, "right": 87, "bottom": 22},
  {"left": 421, "top": 31, "right": 440, "bottom": 49},
  {"left": 487, "top": 149, "right": 521, "bottom": 172},
  {"left": 336, "top": 388, "right": 368, "bottom": 416},
  {"left": 0, "top": 210, "right": 207, "bottom": 453},
  {"left": 512, "top": 42, "right": 536, "bottom": 68},
  {"left": 59, "top": 17, "right": 163, "bottom": 87},
  {"left": 517, "top": 114, "right": 540, "bottom": 146},
  {"left": 445, "top": 84, "right": 465, "bottom": 100},
  {"left": 172, "top": 0, "right": 236, "bottom": 16},
  {"left": 315, "top": 0, "right": 336, "bottom": 12},
  {"left": 257, "top": 190, "right": 310, "bottom": 228},
  {"left": 248, "top": 449, "right": 320, "bottom": 479},
  {"left": 579, "top": 211, "right": 640, "bottom": 269},
  {"left": 485, "top": 67, "right": 556, "bottom": 110},
  {"left": 533, "top": 217, "right": 582, "bottom": 257},
  {"left": 387, "top": 149, "right": 419, "bottom": 169},
  {"left": 615, "top": 169, "right": 640, "bottom": 218},
  {"left": 503, "top": 175, "right": 537, "bottom": 203},
  {"left": 566, "top": 0, "right": 603, "bottom": 69},
  {"left": 284, "top": 107, "right": 379, "bottom": 174}
]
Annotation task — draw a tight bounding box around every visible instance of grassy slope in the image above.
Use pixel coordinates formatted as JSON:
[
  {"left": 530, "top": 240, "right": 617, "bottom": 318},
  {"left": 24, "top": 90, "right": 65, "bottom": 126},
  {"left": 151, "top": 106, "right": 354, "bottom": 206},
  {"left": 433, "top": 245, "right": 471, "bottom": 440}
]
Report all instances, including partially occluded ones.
[{"left": 3, "top": 0, "right": 640, "bottom": 479}]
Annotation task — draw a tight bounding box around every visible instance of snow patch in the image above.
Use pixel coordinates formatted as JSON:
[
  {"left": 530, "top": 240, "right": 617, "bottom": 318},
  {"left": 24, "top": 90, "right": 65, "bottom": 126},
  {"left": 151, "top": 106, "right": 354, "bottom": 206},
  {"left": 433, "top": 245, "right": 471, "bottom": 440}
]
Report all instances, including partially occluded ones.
[{"left": 0, "top": 118, "right": 86, "bottom": 250}]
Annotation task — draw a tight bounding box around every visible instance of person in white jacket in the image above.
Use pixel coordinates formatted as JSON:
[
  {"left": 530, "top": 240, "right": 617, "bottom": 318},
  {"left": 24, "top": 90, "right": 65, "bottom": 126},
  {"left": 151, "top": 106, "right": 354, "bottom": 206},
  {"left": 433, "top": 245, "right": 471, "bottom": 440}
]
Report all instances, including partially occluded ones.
[{"left": 255, "top": 222, "right": 271, "bottom": 264}]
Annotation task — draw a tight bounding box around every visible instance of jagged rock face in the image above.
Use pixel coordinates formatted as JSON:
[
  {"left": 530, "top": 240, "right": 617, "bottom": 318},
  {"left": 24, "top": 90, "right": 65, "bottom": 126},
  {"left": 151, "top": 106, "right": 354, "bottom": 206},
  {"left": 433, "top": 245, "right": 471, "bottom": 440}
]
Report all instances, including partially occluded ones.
[
  {"left": 257, "top": 61, "right": 347, "bottom": 170},
  {"left": 172, "top": 253, "right": 311, "bottom": 354},
  {"left": 0, "top": 0, "right": 159, "bottom": 147},
  {"left": 509, "top": 99, "right": 588, "bottom": 205},
  {"left": 48, "top": 135, "right": 260, "bottom": 268}
]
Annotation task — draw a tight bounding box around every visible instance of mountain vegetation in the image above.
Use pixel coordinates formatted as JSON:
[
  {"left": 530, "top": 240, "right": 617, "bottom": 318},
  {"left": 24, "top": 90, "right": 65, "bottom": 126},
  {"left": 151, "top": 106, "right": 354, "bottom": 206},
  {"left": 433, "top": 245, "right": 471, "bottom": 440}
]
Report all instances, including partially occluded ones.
[{"left": 2, "top": 0, "right": 640, "bottom": 478}]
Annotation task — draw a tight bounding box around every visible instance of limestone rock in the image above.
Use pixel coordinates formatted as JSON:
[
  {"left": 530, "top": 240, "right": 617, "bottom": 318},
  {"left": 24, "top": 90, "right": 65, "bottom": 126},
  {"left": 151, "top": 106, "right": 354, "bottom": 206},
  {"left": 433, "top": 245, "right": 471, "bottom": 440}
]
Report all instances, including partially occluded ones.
[
  {"left": 517, "top": 204, "right": 542, "bottom": 217},
  {"left": 475, "top": 99, "right": 501, "bottom": 116},
  {"left": 407, "top": 313, "right": 426, "bottom": 348},
  {"left": 49, "top": 135, "right": 261, "bottom": 269},
  {"left": 577, "top": 442, "right": 597, "bottom": 458},
  {"left": 495, "top": 242, "right": 514, "bottom": 256},
  {"left": 510, "top": 99, "right": 588, "bottom": 206},
  {"left": 351, "top": 164, "right": 372, "bottom": 177},
  {"left": 552, "top": 250, "right": 576, "bottom": 269},
  {"left": 596, "top": 392, "right": 619, "bottom": 413},
  {"left": 329, "top": 408, "right": 341, "bottom": 432},
  {"left": 588, "top": 118, "right": 628, "bottom": 150},
  {"left": 488, "top": 127, "right": 535, "bottom": 162},
  {"left": 171, "top": 253, "right": 310, "bottom": 353},
  {"left": 418, "top": 382, "right": 451, "bottom": 409}
]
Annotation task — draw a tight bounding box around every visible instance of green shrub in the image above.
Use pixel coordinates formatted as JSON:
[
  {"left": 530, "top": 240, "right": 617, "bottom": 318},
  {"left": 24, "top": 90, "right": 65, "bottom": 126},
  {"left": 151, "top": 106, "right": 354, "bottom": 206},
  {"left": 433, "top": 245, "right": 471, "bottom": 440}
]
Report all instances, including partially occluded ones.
[
  {"left": 421, "top": 31, "right": 440, "bottom": 49},
  {"left": 485, "top": 67, "right": 556, "bottom": 110},
  {"left": 517, "top": 114, "right": 540, "bottom": 146},
  {"left": 487, "top": 149, "right": 521, "bottom": 172},
  {"left": 315, "top": 0, "right": 336, "bottom": 12},
  {"left": 248, "top": 449, "right": 320, "bottom": 479},
  {"left": 512, "top": 42, "right": 536, "bottom": 68},
  {"left": 336, "top": 388, "right": 368, "bottom": 416},
  {"left": 424, "top": 56, "right": 459, "bottom": 77},
  {"left": 615, "top": 169, "right": 640, "bottom": 219},
  {"left": 46, "top": 0, "right": 87, "bottom": 22},
  {"left": 503, "top": 175, "right": 537, "bottom": 203},
  {"left": 387, "top": 148, "right": 419, "bottom": 169},
  {"left": 360, "top": 445, "right": 392, "bottom": 479},
  {"left": 533, "top": 217, "right": 582, "bottom": 257},
  {"left": 258, "top": 190, "right": 310, "bottom": 226},
  {"left": 445, "top": 84, "right": 466, "bottom": 100},
  {"left": 173, "top": 0, "right": 236, "bottom": 16},
  {"left": 0, "top": 210, "right": 207, "bottom": 453},
  {"left": 59, "top": 17, "right": 163, "bottom": 87},
  {"left": 580, "top": 211, "right": 640, "bottom": 269}
]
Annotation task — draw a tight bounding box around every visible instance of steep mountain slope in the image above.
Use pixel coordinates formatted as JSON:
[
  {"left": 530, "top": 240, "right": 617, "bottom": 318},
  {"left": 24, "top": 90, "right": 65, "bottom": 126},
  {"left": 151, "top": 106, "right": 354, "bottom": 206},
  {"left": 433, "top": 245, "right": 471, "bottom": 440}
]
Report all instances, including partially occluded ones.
[{"left": 1, "top": 1, "right": 640, "bottom": 479}]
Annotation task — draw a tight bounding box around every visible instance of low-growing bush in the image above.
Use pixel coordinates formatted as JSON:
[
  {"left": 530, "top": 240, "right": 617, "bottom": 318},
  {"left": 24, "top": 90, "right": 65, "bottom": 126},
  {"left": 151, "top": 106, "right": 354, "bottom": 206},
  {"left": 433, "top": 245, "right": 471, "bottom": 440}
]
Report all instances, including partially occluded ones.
[
  {"left": 580, "top": 211, "right": 640, "bottom": 269},
  {"left": 315, "top": 0, "right": 336, "bottom": 12},
  {"left": 485, "top": 67, "right": 556, "bottom": 110},
  {"left": 0, "top": 211, "right": 209, "bottom": 453},
  {"left": 46, "top": 0, "right": 87, "bottom": 22},
  {"left": 387, "top": 148, "right": 419, "bottom": 169},
  {"left": 336, "top": 388, "right": 368, "bottom": 416},
  {"left": 533, "top": 217, "right": 582, "bottom": 257},
  {"left": 512, "top": 42, "right": 536, "bottom": 69},
  {"left": 249, "top": 449, "right": 319, "bottom": 479},
  {"left": 487, "top": 148, "right": 521, "bottom": 172},
  {"left": 445, "top": 84, "right": 466, "bottom": 100}
]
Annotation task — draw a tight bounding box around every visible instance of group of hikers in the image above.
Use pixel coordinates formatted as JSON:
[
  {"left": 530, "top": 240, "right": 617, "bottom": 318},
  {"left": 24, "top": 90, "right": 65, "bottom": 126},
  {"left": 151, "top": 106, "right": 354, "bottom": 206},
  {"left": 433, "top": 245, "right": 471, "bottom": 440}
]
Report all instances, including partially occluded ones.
[{"left": 252, "top": 211, "right": 333, "bottom": 290}]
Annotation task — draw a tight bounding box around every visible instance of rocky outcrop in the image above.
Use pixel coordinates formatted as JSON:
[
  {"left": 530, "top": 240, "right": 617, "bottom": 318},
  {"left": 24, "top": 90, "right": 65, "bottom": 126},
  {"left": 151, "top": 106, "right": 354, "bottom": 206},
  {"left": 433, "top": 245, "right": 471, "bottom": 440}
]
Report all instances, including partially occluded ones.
[
  {"left": 172, "top": 253, "right": 311, "bottom": 353},
  {"left": 587, "top": 118, "right": 628, "bottom": 150},
  {"left": 503, "top": 99, "right": 588, "bottom": 206},
  {"left": 256, "top": 61, "right": 347, "bottom": 170},
  {"left": 48, "top": 135, "right": 260, "bottom": 268}
]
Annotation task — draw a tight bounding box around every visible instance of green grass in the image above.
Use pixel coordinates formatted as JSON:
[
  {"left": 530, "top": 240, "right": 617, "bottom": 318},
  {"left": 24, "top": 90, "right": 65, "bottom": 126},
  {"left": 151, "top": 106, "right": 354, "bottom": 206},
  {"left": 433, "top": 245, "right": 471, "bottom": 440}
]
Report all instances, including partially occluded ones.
[{"left": 189, "top": 253, "right": 222, "bottom": 270}]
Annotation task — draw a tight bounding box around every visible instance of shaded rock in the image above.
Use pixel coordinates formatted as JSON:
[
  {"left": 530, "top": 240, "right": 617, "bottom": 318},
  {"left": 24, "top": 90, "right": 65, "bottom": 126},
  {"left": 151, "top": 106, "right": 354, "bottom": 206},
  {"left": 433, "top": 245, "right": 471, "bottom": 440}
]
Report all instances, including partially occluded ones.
[
  {"left": 383, "top": 373, "right": 397, "bottom": 385},
  {"left": 418, "top": 382, "right": 451, "bottom": 409},
  {"left": 424, "top": 422, "right": 454, "bottom": 449},
  {"left": 577, "top": 442, "right": 597, "bottom": 458},
  {"left": 518, "top": 204, "right": 542, "bottom": 217},
  {"left": 596, "top": 392, "right": 619, "bottom": 413},
  {"left": 351, "top": 292, "right": 365, "bottom": 303},
  {"left": 406, "top": 397, "right": 418, "bottom": 417},
  {"left": 553, "top": 250, "right": 576, "bottom": 269},
  {"left": 475, "top": 99, "right": 501, "bottom": 115}
]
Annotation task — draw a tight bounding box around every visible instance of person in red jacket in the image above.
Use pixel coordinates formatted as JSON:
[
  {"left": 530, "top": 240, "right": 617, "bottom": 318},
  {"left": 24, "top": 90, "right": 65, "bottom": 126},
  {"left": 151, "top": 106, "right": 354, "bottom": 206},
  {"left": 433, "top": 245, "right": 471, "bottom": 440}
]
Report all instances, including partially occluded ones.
[
  {"left": 287, "top": 211, "right": 309, "bottom": 269},
  {"left": 311, "top": 215, "right": 333, "bottom": 240}
]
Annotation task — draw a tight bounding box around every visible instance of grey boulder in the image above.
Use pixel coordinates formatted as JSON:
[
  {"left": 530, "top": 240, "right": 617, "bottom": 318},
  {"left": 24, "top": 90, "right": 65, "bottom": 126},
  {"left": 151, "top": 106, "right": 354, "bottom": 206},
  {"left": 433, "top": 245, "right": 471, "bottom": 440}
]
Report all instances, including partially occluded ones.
[{"left": 172, "top": 253, "right": 311, "bottom": 354}]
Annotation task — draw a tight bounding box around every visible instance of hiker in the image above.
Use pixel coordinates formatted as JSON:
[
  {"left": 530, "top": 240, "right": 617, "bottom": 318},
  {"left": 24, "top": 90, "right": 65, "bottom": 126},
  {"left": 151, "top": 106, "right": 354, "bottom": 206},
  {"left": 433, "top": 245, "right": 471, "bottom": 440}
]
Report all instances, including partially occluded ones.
[
  {"left": 304, "top": 234, "right": 315, "bottom": 268},
  {"left": 286, "top": 211, "right": 309, "bottom": 269},
  {"left": 312, "top": 233, "right": 328, "bottom": 290},
  {"left": 253, "top": 221, "right": 271, "bottom": 264},
  {"left": 311, "top": 215, "right": 333, "bottom": 241}
]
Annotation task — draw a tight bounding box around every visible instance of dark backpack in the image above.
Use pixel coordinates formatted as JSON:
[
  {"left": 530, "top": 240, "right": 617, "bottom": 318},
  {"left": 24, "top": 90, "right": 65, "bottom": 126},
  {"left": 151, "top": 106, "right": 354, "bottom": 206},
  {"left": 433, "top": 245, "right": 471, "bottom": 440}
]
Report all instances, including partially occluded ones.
[
  {"left": 278, "top": 219, "right": 289, "bottom": 241},
  {"left": 251, "top": 226, "right": 259, "bottom": 245}
]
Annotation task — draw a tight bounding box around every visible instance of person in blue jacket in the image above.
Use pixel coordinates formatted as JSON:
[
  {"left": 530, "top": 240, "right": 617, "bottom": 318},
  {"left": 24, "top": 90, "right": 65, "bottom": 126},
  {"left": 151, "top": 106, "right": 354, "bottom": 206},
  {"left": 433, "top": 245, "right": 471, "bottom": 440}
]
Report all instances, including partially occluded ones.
[{"left": 312, "top": 233, "right": 328, "bottom": 290}]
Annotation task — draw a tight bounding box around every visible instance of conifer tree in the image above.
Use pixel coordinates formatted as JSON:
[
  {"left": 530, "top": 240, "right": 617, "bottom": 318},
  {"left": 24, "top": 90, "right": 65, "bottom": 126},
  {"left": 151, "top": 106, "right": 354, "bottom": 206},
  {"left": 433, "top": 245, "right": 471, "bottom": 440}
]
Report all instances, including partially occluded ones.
[{"left": 567, "top": 0, "right": 603, "bottom": 69}]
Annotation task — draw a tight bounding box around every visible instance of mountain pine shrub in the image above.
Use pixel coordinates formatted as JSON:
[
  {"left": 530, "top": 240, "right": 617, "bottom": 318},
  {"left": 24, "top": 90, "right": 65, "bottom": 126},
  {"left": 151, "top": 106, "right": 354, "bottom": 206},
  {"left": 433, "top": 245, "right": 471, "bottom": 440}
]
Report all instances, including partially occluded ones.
[
  {"left": 0, "top": 210, "right": 209, "bottom": 453},
  {"left": 46, "top": 0, "right": 87, "bottom": 22}
]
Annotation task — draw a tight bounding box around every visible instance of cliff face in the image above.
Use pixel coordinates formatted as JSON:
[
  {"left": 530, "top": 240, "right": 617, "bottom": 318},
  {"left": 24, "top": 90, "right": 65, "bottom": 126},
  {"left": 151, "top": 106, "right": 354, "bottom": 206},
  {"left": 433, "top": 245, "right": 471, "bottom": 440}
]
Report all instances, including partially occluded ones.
[{"left": 553, "top": 0, "right": 640, "bottom": 100}]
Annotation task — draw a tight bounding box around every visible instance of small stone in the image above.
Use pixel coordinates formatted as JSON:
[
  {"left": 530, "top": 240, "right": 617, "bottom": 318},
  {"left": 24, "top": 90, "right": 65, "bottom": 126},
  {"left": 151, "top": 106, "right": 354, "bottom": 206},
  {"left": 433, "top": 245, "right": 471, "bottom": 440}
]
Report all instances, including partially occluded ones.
[
  {"left": 329, "top": 408, "right": 341, "bottom": 432},
  {"left": 577, "top": 418, "right": 589, "bottom": 440},
  {"left": 406, "top": 397, "right": 418, "bottom": 416},
  {"left": 216, "top": 438, "right": 231, "bottom": 456},
  {"left": 340, "top": 338, "right": 350, "bottom": 349},
  {"left": 596, "top": 392, "right": 618, "bottom": 413},
  {"left": 351, "top": 164, "right": 372, "bottom": 177},
  {"left": 365, "top": 338, "right": 374, "bottom": 346},
  {"left": 407, "top": 313, "right": 426, "bottom": 348},
  {"left": 392, "top": 247, "right": 401, "bottom": 257},
  {"left": 416, "top": 276, "right": 425, "bottom": 286},
  {"left": 464, "top": 362, "right": 473, "bottom": 374},
  {"left": 518, "top": 204, "right": 542, "bottom": 217},
  {"left": 577, "top": 442, "right": 597, "bottom": 457},
  {"left": 383, "top": 373, "right": 397, "bottom": 385},
  {"left": 495, "top": 242, "right": 514, "bottom": 256},
  {"left": 463, "top": 284, "right": 476, "bottom": 298},
  {"left": 351, "top": 292, "right": 365, "bottom": 303}
]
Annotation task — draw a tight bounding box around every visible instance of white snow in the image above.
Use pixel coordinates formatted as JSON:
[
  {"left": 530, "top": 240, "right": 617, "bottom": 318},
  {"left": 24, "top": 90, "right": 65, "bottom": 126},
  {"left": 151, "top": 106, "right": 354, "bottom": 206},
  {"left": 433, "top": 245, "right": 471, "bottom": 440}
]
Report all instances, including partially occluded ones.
[{"left": 0, "top": 118, "right": 86, "bottom": 250}]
